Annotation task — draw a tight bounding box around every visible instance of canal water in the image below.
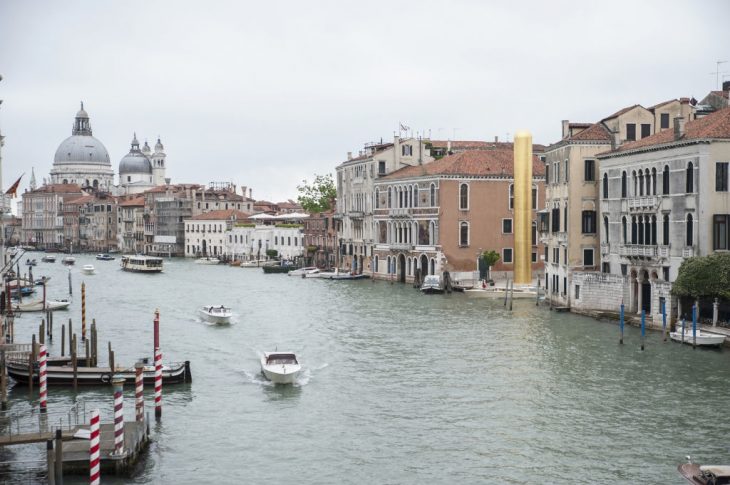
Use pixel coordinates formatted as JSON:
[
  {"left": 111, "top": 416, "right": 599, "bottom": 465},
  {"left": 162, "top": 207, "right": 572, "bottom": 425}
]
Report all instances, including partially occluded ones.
[{"left": 4, "top": 255, "right": 730, "bottom": 484}]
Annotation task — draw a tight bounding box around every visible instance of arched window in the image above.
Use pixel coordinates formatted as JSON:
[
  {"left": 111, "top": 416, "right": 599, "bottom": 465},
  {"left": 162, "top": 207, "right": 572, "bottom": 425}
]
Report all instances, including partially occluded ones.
[
  {"left": 387, "top": 187, "right": 392, "bottom": 208},
  {"left": 375, "top": 188, "right": 379, "bottom": 209},
  {"left": 663, "top": 165, "right": 670, "bottom": 194},
  {"left": 686, "top": 213, "right": 693, "bottom": 246},
  {"left": 429, "top": 221, "right": 435, "bottom": 245},
  {"left": 459, "top": 183, "right": 469, "bottom": 210},
  {"left": 631, "top": 216, "right": 637, "bottom": 244},
  {"left": 386, "top": 256, "right": 391, "bottom": 274},
  {"left": 638, "top": 216, "right": 644, "bottom": 244},
  {"left": 663, "top": 214, "right": 669, "bottom": 245},
  {"left": 622, "top": 216, "right": 627, "bottom": 243},
  {"left": 645, "top": 169, "right": 651, "bottom": 196},
  {"left": 638, "top": 171, "right": 644, "bottom": 196},
  {"left": 621, "top": 171, "right": 627, "bottom": 198},
  {"left": 459, "top": 221, "right": 469, "bottom": 246},
  {"left": 602, "top": 173, "right": 609, "bottom": 199},
  {"left": 651, "top": 215, "right": 657, "bottom": 245},
  {"left": 430, "top": 184, "right": 436, "bottom": 207},
  {"left": 413, "top": 185, "right": 418, "bottom": 207},
  {"left": 603, "top": 216, "right": 609, "bottom": 243},
  {"left": 632, "top": 170, "right": 637, "bottom": 196},
  {"left": 509, "top": 184, "right": 514, "bottom": 210},
  {"left": 651, "top": 168, "right": 657, "bottom": 196},
  {"left": 686, "top": 162, "right": 694, "bottom": 193},
  {"left": 63, "top": 179, "right": 68, "bottom": 184}
]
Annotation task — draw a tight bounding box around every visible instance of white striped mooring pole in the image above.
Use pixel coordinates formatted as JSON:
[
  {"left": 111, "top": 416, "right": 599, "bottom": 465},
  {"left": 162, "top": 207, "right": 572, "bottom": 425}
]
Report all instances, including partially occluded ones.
[
  {"left": 154, "top": 347, "right": 162, "bottom": 420},
  {"left": 112, "top": 375, "right": 125, "bottom": 456},
  {"left": 89, "top": 408, "right": 101, "bottom": 485},
  {"left": 39, "top": 344, "right": 47, "bottom": 413},
  {"left": 135, "top": 361, "right": 144, "bottom": 422}
]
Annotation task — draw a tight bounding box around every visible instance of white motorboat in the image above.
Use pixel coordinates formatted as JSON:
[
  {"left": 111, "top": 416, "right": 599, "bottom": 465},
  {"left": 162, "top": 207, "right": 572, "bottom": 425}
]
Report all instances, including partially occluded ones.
[
  {"left": 288, "top": 267, "right": 320, "bottom": 277},
  {"left": 61, "top": 256, "right": 76, "bottom": 266},
  {"left": 96, "top": 253, "right": 115, "bottom": 261},
  {"left": 13, "top": 299, "right": 71, "bottom": 312},
  {"left": 670, "top": 326, "right": 726, "bottom": 347},
  {"left": 81, "top": 264, "right": 96, "bottom": 275},
  {"left": 195, "top": 257, "right": 221, "bottom": 265},
  {"left": 240, "top": 259, "right": 274, "bottom": 268},
  {"left": 314, "top": 270, "right": 368, "bottom": 280},
  {"left": 420, "top": 275, "right": 444, "bottom": 294},
  {"left": 260, "top": 352, "right": 301, "bottom": 384},
  {"left": 199, "top": 305, "right": 232, "bottom": 324},
  {"left": 41, "top": 255, "right": 57, "bottom": 263},
  {"left": 120, "top": 255, "right": 163, "bottom": 273}
]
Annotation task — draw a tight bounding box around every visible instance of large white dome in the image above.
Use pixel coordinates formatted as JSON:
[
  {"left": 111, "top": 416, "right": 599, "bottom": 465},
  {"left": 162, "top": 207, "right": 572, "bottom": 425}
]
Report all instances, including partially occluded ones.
[{"left": 53, "top": 135, "right": 111, "bottom": 166}]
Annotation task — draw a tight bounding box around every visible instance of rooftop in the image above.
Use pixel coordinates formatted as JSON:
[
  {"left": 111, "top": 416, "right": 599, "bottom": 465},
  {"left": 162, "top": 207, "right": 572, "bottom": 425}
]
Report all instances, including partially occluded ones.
[{"left": 189, "top": 209, "right": 251, "bottom": 221}]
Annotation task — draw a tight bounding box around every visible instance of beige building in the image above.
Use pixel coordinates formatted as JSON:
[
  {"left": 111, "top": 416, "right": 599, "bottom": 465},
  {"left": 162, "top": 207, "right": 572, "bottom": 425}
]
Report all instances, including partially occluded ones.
[
  {"left": 118, "top": 196, "right": 145, "bottom": 253},
  {"left": 21, "top": 184, "right": 84, "bottom": 249},
  {"left": 373, "top": 148, "right": 545, "bottom": 283}
]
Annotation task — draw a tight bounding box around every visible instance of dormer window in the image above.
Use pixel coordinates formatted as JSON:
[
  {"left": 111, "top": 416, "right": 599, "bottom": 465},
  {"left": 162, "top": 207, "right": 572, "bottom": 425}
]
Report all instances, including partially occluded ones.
[{"left": 402, "top": 145, "right": 413, "bottom": 156}]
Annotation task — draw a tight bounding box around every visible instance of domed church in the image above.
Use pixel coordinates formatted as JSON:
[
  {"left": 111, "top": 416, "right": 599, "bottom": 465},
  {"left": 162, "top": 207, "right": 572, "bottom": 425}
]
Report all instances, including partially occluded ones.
[
  {"left": 118, "top": 133, "right": 167, "bottom": 194},
  {"left": 49, "top": 103, "right": 114, "bottom": 190}
]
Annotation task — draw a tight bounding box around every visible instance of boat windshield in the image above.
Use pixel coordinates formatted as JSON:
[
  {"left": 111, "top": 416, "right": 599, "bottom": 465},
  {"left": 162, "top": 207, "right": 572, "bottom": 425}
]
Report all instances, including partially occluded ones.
[{"left": 266, "top": 354, "right": 297, "bottom": 365}]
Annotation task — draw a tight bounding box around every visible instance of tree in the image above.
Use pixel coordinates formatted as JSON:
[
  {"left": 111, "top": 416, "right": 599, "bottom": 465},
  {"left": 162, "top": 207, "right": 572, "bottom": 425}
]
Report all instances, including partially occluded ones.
[
  {"left": 479, "top": 250, "right": 500, "bottom": 281},
  {"left": 672, "top": 253, "right": 730, "bottom": 300},
  {"left": 297, "top": 173, "right": 337, "bottom": 213}
]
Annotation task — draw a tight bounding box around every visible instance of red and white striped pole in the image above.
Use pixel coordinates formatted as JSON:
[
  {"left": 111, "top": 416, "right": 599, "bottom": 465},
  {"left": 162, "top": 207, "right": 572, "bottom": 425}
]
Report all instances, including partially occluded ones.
[
  {"left": 112, "top": 376, "right": 125, "bottom": 456},
  {"left": 154, "top": 347, "right": 162, "bottom": 420},
  {"left": 39, "top": 344, "right": 47, "bottom": 413},
  {"left": 135, "top": 361, "right": 144, "bottom": 422},
  {"left": 153, "top": 309, "right": 160, "bottom": 360},
  {"left": 89, "top": 409, "right": 100, "bottom": 485}
]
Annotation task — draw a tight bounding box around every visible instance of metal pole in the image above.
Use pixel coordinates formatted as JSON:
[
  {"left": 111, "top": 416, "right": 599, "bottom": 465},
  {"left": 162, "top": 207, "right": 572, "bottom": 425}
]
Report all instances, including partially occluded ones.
[
  {"left": 81, "top": 282, "right": 86, "bottom": 342},
  {"left": 692, "top": 304, "right": 697, "bottom": 349},
  {"left": 46, "top": 439, "right": 55, "bottom": 485},
  {"left": 662, "top": 299, "right": 667, "bottom": 342},
  {"left": 0, "top": 349, "right": 6, "bottom": 410}
]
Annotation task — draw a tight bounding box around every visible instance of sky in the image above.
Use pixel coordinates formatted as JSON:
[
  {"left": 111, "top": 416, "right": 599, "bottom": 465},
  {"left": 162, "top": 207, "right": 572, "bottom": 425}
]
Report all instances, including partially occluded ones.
[{"left": 1, "top": 0, "right": 729, "bottom": 206}]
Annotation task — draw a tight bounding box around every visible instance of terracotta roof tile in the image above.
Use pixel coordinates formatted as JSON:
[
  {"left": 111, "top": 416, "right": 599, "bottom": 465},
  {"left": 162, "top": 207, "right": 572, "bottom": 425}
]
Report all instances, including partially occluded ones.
[
  {"left": 601, "top": 104, "right": 643, "bottom": 121},
  {"left": 568, "top": 122, "right": 613, "bottom": 141},
  {"left": 379, "top": 149, "right": 544, "bottom": 180},
  {"left": 30, "top": 183, "right": 83, "bottom": 194},
  {"left": 119, "top": 197, "right": 145, "bottom": 207},
  {"left": 189, "top": 209, "right": 251, "bottom": 221},
  {"left": 429, "top": 140, "right": 546, "bottom": 152},
  {"left": 607, "top": 106, "right": 730, "bottom": 153}
]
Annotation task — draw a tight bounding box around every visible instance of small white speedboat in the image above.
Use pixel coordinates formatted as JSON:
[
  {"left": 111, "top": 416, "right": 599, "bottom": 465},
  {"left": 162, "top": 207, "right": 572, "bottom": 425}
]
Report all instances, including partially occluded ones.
[
  {"left": 13, "top": 299, "right": 71, "bottom": 312},
  {"left": 81, "top": 264, "right": 96, "bottom": 275},
  {"left": 199, "top": 305, "right": 232, "bottom": 324},
  {"left": 62, "top": 256, "right": 76, "bottom": 266},
  {"left": 41, "top": 255, "right": 57, "bottom": 263},
  {"left": 260, "top": 352, "right": 301, "bottom": 384},
  {"left": 195, "top": 257, "right": 221, "bottom": 265},
  {"left": 670, "top": 326, "right": 726, "bottom": 347},
  {"left": 289, "top": 267, "right": 320, "bottom": 277}
]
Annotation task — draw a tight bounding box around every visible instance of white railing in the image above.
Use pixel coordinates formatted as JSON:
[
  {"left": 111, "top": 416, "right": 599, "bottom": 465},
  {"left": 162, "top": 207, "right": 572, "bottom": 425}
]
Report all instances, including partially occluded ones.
[
  {"left": 658, "top": 245, "right": 670, "bottom": 258},
  {"left": 682, "top": 247, "right": 694, "bottom": 258},
  {"left": 627, "top": 196, "right": 658, "bottom": 210},
  {"left": 619, "top": 245, "right": 657, "bottom": 257}
]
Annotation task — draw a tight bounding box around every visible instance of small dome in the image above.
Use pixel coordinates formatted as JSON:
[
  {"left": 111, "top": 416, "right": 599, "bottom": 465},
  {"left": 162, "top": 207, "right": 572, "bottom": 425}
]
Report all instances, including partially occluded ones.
[
  {"left": 142, "top": 140, "right": 151, "bottom": 154},
  {"left": 76, "top": 101, "right": 89, "bottom": 119},
  {"left": 154, "top": 137, "right": 164, "bottom": 152},
  {"left": 119, "top": 135, "right": 152, "bottom": 175}
]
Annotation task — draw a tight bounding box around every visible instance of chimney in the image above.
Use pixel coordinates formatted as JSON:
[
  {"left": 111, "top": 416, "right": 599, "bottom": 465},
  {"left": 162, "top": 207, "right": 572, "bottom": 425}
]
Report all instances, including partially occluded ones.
[
  {"left": 674, "top": 116, "right": 686, "bottom": 140},
  {"left": 561, "top": 120, "right": 570, "bottom": 139},
  {"left": 347, "top": 152, "right": 352, "bottom": 160},
  {"left": 447, "top": 140, "right": 451, "bottom": 153},
  {"left": 249, "top": 188, "right": 253, "bottom": 199},
  {"left": 494, "top": 136, "right": 498, "bottom": 143},
  {"left": 241, "top": 185, "right": 247, "bottom": 197}
]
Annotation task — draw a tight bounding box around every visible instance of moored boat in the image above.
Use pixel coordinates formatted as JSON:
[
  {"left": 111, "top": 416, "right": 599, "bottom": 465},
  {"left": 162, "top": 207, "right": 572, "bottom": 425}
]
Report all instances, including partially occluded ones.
[
  {"left": 199, "top": 305, "right": 232, "bottom": 324},
  {"left": 41, "top": 255, "right": 57, "bottom": 263},
  {"left": 670, "top": 326, "right": 726, "bottom": 347},
  {"left": 240, "top": 259, "right": 273, "bottom": 267},
  {"left": 288, "top": 266, "right": 320, "bottom": 277},
  {"left": 96, "top": 253, "right": 115, "bottom": 261},
  {"left": 260, "top": 352, "right": 301, "bottom": 384},
  {"left": 6, "top": 358, "right": 191, "bottom": 386},
  {"left": 13, "top": 299, "right": 71, "bottom": 312},
  {"left": 262, "top": 263, "right": 293, "bottom": 274},
  {"left": 62, "top": 256, "right": 76, "bottom": 266},
  {"left": 195, "top": 257, "right": 221, "bottom": 265},
  {"left": 678, "top": 458, "right": 730, "bottom": 484},
  {"left": 420, "top": 275, "right": 445, "bottom": 294},
  {"left": 120, "top": 255, "right": 163, "bottom": 273},
  {"left": 82, "top": 264, "right": 96, "bottom": 275}
]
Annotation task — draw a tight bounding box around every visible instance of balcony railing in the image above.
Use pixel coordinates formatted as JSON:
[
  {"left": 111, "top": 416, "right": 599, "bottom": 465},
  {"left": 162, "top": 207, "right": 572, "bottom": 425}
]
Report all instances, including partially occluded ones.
[
  {"left": 627, "top": 196, "right": 658, "bottom": 211},
  {"left": 682, "top": 246, "right": 694, "bottom": 258},
  {"left": 619, "top": 244, "right": 657, "bottom": 257},
  {"left": 389, "top": 242, "right": 413, "bottom": 251},
  {"left": 658, "top": 245, "right": 670, "bottom": 258}
]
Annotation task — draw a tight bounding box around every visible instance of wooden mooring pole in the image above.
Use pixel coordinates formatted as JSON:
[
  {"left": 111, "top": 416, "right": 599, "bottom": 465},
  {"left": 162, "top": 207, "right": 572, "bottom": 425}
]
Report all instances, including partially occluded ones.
[
  {"left": 662, "top": 300, "right": 667, "bottom": 342},
  {"left": 619, "top": 303, "right": 624, "bottom": 345},
  {"left": 72, "top": 334, "right": 78, "bottom": 390},
  {"left": 640, "top": 309, "right": 646, "bottom": 351},
  {"left": 1, "top": 349, "right": 7, "bottom": 410},
  {"left": 46, "top": 439, "right": 55, "bottom": 485},
  {"left": 29, "top": 334, "right": 36, "bottom": 392},
  {"left": 61, "top": 324, "right": 65, "bottom": 357},
  {"left": 692, "top": 304, "right": 697, "bottom": 349},
  {"left": 54, "top": 428, "right": 63, "bottom": 485}
]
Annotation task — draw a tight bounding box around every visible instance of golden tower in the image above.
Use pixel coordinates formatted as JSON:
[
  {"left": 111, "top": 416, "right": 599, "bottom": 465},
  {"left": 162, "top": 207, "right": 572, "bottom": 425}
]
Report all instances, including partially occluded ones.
[{"left": 513, "top": 131, "right": 533, "bottom": 285}]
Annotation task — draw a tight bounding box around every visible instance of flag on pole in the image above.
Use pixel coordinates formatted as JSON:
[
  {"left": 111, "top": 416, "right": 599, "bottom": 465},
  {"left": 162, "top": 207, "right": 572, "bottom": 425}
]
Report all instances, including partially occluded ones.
[{"left": 5, "top": 174, "right": 23, "bottom": 198}]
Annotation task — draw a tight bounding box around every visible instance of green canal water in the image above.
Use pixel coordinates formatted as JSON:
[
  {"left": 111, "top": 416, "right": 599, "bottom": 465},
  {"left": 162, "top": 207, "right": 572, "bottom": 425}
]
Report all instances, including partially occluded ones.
[{"left": 4, "top": 255, "right": 730, "bottom": 484}]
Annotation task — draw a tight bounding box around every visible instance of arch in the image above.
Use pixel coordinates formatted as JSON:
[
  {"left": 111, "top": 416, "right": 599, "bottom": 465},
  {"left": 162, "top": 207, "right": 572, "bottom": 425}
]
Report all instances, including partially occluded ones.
[
  {"left": 459, "top": 183, "right": 469, "bottom": 210},
  {"left": 686, "top": 161, "right": 694, "bottom": 193},
  {"left": 686, "top": 213, "right": 693, "bottom": 246},
  {"left": 621, "top": 171, "right": 627, "bottom": 198},
  {"left": 429, "top": 221, "right": 436, "bottom": 245},
  {"left": 638, "top": 170, "right": 644, "bottom": 196},
  {"left": 632, "top": 170, "right": 637, "bottom": 196},
  {"left": 420, "top": 254, "right": 429, "bottom": 276},
  {"left": 651, "top": 215, "right": 657, "bottom": 245},
  {"left": 388, "top": 187, "right": 392, "bottom": 208},
  {"left": 386, "top": 256, "right": 391, "bottom": 274},
  {"left": 602, "top": 173, "right": 609, "bottom": 199},
  {"left": 398, "top": 254, "right": 406, "bottom": 283},
  {"left": 638, "top": 216, "right": 644, "bottom": 244},
  {"left": 63, "top": 179, "right": 69, "bottom": 184},
  {"left": 407, "top": 257, "right": 412, "bottom": 276},
  {"left": 202, "top": 239, "right": 207, "bottom": 256},
  {"left": 644, "top": 168, "right": 651, "bottom": 195}
]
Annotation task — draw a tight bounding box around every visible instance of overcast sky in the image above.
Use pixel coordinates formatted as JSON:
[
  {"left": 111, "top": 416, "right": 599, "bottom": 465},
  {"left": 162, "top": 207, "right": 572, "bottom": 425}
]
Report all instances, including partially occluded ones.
[{"left": 1, "top": 0, "right": 728, "bottom": 205}]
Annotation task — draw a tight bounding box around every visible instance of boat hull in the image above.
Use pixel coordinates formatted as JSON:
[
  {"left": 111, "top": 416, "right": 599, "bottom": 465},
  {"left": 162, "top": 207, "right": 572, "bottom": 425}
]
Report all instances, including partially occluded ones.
[
  {"left": 7, "top": 361, "right": 191, "bottom": 386},
  {"left": 260, "top": 364, "right": 301, "bottom": 384},
  {"left": 199, "top": 309, "right": 232, "bottom": 324},
  {"left": 13, "top": 300, "right": 71, "bottom": 312},
  {"left": 670, "top": 331, "right": 725, "bottom": 347},
  {"left": 421, "top": 287, "right": 445, "bottom": 294}
]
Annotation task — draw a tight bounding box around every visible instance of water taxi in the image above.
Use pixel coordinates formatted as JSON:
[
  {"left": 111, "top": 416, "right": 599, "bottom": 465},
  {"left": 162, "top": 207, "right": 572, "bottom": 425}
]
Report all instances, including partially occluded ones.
[
  {"left": 261, "top": 352, "right": 301, "bottom": 384},
  {"left": 120, "top": 255, "right": 163, "bottom": 273},
  {"left": 199, "top": 305, "right": 232, "bottom": 324}
]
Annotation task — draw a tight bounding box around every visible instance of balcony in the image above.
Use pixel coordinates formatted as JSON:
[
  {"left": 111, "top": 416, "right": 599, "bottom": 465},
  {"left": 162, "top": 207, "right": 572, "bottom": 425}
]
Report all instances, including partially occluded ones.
[
  {"left": 682, "top": 246, "right": 694, "bottom": 258},
  {"left": 658, "top": 245, "right": 670, "bottom": 258},
  {"left": 627, "top": 196, "right": 658, "bottom": 211},
  {"left": 389, "top": 242, "right": 413, "bottom": 251},
  {"left": 619, "top": 244, "right": 657, "bottom": 258},
  {"left": 348, "top": 211, "right": 364, "bottom": 219},
  {"left": 389, "top": 208, "right": 411, "bottom": 218},
  {"left": 600, "top": 243, "right": 610, "bottom": 255}
]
